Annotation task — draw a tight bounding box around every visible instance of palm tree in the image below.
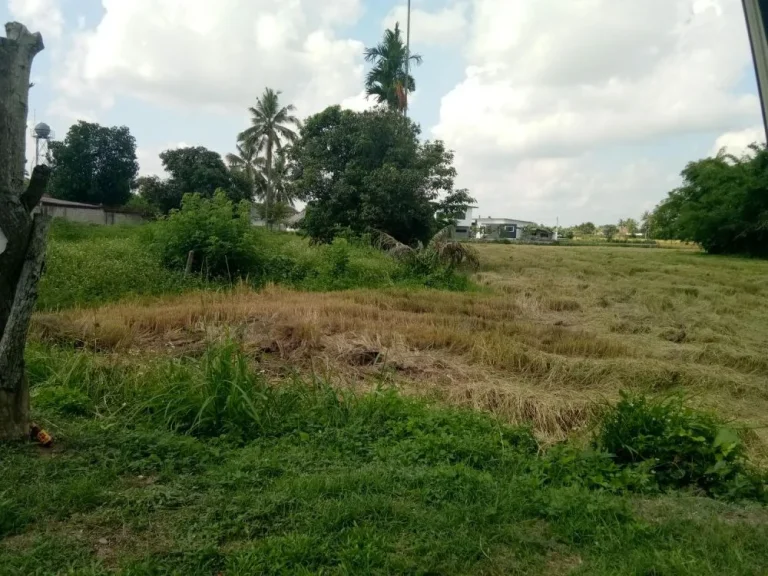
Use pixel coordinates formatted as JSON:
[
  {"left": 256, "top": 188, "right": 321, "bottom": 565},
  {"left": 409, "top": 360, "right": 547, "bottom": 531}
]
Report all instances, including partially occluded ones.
[
  {"left": 364, "top": 23, "right": 422, "bottom": 112},
  {"left": 270, "top": 148, "right": 296, "bottom": 207},
  {"left": 226, "top": 141, "right": 264, "bottom": 199},
  {"left": 238, "top": 88, "right": 300, "bottom": 223}
]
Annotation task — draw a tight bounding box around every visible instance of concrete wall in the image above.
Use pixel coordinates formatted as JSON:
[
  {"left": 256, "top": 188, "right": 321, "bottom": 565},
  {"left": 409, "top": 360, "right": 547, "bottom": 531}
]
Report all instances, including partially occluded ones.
[{"left": 39, "top": 204, "right": 145, "bottom": 225}]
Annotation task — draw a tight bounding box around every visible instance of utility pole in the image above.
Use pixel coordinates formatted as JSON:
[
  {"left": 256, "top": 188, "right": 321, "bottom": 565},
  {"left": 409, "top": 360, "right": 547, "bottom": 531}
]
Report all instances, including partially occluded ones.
[
  {"left": 742, "top": 0, "right": 768, "bottom": 142},
  {"left": 404, "top": 0, "right": 411, "bottom": 117}
]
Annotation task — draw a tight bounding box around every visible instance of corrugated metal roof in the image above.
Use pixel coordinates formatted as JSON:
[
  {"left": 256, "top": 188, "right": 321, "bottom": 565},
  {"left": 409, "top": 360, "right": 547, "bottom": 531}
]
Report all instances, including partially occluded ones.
[{"left": 41, "top": 195, "right": 101, "bottom": 209}]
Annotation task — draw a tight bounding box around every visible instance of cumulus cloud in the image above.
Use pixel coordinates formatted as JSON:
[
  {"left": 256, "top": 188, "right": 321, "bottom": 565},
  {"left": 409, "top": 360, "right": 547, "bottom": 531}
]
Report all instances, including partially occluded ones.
[
  {"left": 51, "top": 0, "right": 366, "bottom": 119},
  {"left": 383, "top": 3, "right": 468, "bottom": 45},
  {"left": 8, "top": 0, "right": 64, "bottom": 39},
  {"left": 341, "top": 90, "right": 376, "bottom": 112},
  {"left": 136, "top": 141, "right": 191, "bottom": 177},
  {"left": 711, "top": 126, "right": 766, "bottom": 156},
  {"left": 433, "top": 0, "right": 762, "bottom": 224}
]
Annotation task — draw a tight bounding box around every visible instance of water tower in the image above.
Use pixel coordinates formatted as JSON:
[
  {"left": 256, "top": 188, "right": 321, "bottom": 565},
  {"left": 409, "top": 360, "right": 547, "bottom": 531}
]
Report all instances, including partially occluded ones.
[{"left": 31, "top": 122, "right": 54, "bottom": 168}]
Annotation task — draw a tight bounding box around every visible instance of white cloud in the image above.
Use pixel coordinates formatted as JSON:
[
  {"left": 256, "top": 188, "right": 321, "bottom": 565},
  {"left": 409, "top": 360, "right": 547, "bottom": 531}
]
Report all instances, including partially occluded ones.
[
  {"left": 711, "top": 126, "right": 765, "bottom": 156},
  {"left": 341, "top": 90, "right": 375, "bottom": 112},
  {"left": 383, "top": 3, "right": 468, "bottom": 45},
  {"left": 136, "top": 141, "right": 190, "bottom": 177},
  {"left": 433, "top": 0, "right": 762, "bottom": 224},
  {"left": 51, "top": 0, "right": 366, "bottom": 120},
  {"left": 8, "top": 0, "right": 64, "bottom": 39}
]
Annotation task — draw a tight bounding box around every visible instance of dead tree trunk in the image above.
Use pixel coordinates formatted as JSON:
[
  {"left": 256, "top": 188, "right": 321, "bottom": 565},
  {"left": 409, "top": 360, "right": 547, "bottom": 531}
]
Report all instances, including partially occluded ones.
[{"left": 0, "top": 22, "right": 51, "bottom": 440}]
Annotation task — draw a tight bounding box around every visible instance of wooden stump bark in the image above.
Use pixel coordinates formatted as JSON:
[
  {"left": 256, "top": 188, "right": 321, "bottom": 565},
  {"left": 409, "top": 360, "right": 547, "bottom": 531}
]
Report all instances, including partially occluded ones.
[{"left": 0, "top": 22, "right": 51, "bottom": 440}]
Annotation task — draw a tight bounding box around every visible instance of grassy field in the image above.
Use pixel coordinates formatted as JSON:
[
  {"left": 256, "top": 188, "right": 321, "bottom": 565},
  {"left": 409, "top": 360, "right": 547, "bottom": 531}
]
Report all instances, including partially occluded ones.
[{"left": 3, "top": 223, "right": 768, "bottom": 574}]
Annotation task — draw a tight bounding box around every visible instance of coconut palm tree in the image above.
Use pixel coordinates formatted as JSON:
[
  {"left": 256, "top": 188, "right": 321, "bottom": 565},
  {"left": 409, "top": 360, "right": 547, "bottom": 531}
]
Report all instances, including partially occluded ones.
[
  {"left": 270, "top": 147, "right": 296, "bottom": 207},
  {"left": 225, "top": 141, "right": 265, "bottom": 199},
  {"left": 238, "top": 88, "right": 300, "bottom": 223},
  {"left": 364, "top": 23, "right": 422, "bottom": 112}
]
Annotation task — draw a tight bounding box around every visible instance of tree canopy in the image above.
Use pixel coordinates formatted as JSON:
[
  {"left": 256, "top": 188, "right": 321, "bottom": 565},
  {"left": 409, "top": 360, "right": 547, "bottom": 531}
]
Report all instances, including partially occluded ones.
[
  {"left": 292, "top": 106, "right": 473, "bottom": 245},
  {"left": 651, "top": 145, "right": 768, "bottom": 256},
  {"left": 138, "top": 146, "right": 250, "bottom": 214},
  {"left": 364, "top": 23, "right": 422, "bottom": 111},
  {"left": 47, "top": 121, "right": 138, "bottom": 206}
]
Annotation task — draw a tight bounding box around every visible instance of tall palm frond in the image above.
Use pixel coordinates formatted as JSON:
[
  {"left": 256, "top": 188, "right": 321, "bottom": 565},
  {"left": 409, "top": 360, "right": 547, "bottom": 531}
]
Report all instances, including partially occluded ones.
[
  {"left": 373, "top": 226, "right": 480, "bottom": 270},
  {"left": 237, "top": 88, "right": 301, "bottom": 223},
  {"left": 364, "top": 23, "right": 422, "bottom": 111},
  {"left": 373, "top": 229, "right": 415, "bottom": 260},
  {"left": 428, "top": 226, "right": 480, "bottom": 270}
]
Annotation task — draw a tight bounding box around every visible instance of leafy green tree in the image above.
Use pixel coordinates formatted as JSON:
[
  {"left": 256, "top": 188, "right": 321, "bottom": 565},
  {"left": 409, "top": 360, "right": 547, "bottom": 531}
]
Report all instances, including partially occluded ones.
[
  {"left": 238, "top": 88, "right": 300, "bottom": 223},
  {"left": 139, "top": 147, "right": 250, "bottom": 214},
  {"left": 364, "top": 23, "right": 422, "bottom": 112},
  {"left": 47, "top": 121, "right": 138, "bottom": 206},
  {"left": 434, "top": 188, "right": 475, "bottom": 231},
  {"left": 619, "top": 218, "right": 639, "bottom": 235},
  {"left": 602, "top": 224, "right": 619, "bottom": 241},
  {"left": 650, "top": 144, "right": 768, "bottom": 256},
  {"left": 292, "top": 106, "right": 469, "bottom": 245},
  {"left": 640, "top": 211, "right": 653, "bottom": 237},
  {"left": 573, "top": 222, "right": 597, "bottom": 236}
]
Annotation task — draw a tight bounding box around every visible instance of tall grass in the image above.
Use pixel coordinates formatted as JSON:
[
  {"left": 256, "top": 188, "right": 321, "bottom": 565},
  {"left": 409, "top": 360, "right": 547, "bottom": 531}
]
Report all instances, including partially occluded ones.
[{"left": 39, "top": 221, "right": 472, "bottom": 310}]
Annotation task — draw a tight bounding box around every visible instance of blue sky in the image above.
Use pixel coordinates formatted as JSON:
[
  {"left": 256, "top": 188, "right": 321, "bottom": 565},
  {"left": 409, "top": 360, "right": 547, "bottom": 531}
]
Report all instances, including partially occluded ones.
[{"left": 4, "top": 0, "right": 764, "bottom": 225}]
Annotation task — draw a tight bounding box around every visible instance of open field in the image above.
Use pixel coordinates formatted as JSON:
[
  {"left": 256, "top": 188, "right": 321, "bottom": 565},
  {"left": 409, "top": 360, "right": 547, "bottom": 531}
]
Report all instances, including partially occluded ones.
[
  {"left": 3, "top": 226, "right": 768, "bottom": 574},
  {"left": 33, "top": 242, "right": 768, "bottom": 453}
]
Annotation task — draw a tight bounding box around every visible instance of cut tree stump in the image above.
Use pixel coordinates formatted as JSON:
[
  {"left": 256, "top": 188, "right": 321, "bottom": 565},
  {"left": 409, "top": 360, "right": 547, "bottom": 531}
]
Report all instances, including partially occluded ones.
[{"left": 0, "top": 22, "right": 51, "bottom": 440}]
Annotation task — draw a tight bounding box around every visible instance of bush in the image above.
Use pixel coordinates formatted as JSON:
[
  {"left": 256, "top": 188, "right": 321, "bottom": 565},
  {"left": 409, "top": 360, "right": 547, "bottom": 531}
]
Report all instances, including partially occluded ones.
[
  {"left": 596, "top": 393, "right": 766, "bottom": 500},
  {"left": 151, "top": 191, "right": 260, "bottom": 279}
]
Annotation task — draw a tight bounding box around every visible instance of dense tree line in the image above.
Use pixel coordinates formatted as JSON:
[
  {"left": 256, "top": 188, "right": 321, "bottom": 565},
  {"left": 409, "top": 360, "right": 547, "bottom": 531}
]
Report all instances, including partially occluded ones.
[{"left": 651, "top": 144, "right": 768, "bottom": 256}]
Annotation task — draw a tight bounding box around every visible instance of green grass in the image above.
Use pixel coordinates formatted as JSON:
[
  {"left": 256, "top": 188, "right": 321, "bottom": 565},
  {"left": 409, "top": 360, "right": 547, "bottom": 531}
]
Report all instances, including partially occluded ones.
[
  {"left": 39, "top": 221, "right": 206, "bottom": 310},
  {"left": 39, "top": 221, "right": 471, "bottom": 310},
  {"left": 1, "top": 344, "right": 766, "bottom": 575}
]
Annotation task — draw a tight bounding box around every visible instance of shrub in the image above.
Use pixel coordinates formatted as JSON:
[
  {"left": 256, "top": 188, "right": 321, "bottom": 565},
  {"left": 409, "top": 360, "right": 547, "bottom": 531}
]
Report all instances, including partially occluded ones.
[
  {"left": 151, "top": 191, "right": 260, "bottom": 279},
  {"left": 596, "top": 393, "right": 766, "bottom": 500}
]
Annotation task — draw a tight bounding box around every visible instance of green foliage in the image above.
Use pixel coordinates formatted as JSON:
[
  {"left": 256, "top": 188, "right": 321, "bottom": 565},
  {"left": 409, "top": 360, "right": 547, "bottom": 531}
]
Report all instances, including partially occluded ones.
[
  {"left": 573, "top": 222, "right": 597, "bottom": 236},
  {"left": 433, "top": 188, "right": 475, "bottom": 232},
  {"left": 294, "top": 106, "right": 467, "bottom": 245},
  {"left": 618, "top": 218, "right": 639, "bottom": 235},
  {"left": 151, "top": 191, "right": 259, "bottom": 279},
  {"left": 39, "top": 218, "right": 472, "bottom": 311},
  {"left": 596, "top": 393, "right": 766, "bottom": 500},
  {"left": 602, "top": 224, "right": 619, "bottom": 241},
  {"left": 33, "top": 386, "right": 92, "bottom": 417},
  {"left": 651, "top": 145, "right": 768, "bottom": 256},
  {"left": 364, "top": 23, "right": 422, "bottom": 111},
  {"left": 39, "top": 220, "right": 203, "bottom": 310},
  {"left": 138, "top": 147, "right": 251, "bottom": 214},
  {"left": 4, "top": 346, "right": 768, "bottom": 573},
  {"left": 47, "top": 120, "right": 139, "bottom": 206}
]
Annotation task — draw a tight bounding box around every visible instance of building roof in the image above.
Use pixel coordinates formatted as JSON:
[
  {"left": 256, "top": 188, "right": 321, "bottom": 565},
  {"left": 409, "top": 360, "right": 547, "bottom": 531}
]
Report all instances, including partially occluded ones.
[
  {"left": 477, "top": 217, "right": 537, "bottom": 227},
  {"left": 41, "top": 195, "right": 101, "bottom": 209}
]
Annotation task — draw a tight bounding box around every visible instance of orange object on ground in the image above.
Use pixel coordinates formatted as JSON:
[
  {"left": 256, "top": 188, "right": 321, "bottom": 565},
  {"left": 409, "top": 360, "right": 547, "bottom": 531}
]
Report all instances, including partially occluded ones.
[{"left": 29, "top": 423, "right": 53, "bottom": 447}]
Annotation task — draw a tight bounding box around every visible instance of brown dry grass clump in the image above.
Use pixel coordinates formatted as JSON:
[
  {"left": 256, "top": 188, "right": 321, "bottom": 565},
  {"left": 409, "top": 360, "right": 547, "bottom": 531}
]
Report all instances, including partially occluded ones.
[{"left": 31, "top": 244, "right": 768, "bottom": 451}]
